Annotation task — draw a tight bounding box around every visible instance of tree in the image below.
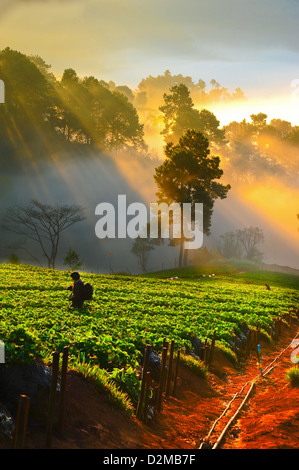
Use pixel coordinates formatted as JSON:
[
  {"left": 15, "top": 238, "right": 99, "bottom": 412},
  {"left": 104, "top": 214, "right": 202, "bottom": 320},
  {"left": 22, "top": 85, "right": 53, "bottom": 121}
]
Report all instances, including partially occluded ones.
[
  {"left": 235, "top": 226, "right": 264, "bottom": 261},
  {"left": 287, "top": 126, "right": 299, "bottom": 145},
  {"left": 159, "top": 84, "right": 201, "bottom": 144},
  {"left": 269, "top": 118, "right": 292, "bottom": 138},
  {"left": 28, "top": 54, "right": 56, "bottom": 83},
  {"left": 154, "top": 130, "right": 231, "bottom": 266},
  {"left": 196, "top": 109, "right": 226, "bottom": 145},
  {"left": 131, "top": 236, "right": 154, "bottom": 272},
  {"left": 63, "top": 247, "right": 83, "bottom": 271},
  {"left": 159, "top": 84, "right": 226, "bottom": 146},
  {"left": 250, "top": 113, "right": 268, "bottom": 130},
  {"left": 116, "top": 85, "right": 134, "bottom": 102},
  {"left": 0, "top": 47, "right": 58, "bottom": 160},
  {"left": 52, "top": 69, "right": 146, "bottom": 150},
  {"left": 1, "top": 200, "right": 86, "bottom": 269},
  {"left": 101, "top": 91, "right": 146, "bottom": 151},
  {"left": 221, "top": 115, "right": 290, "bottom": 183},
  {"left": 56, "top": 68, "right": 92, "bottom": 143},
  {"left": 136, "top": 70, "right": 244, "bottom": 112},
  {"left": 8, "top": 253, "right": 20, "bottom": 265},
  {"left": 219, "top": 231, "right": 242, "bottom": 259}
]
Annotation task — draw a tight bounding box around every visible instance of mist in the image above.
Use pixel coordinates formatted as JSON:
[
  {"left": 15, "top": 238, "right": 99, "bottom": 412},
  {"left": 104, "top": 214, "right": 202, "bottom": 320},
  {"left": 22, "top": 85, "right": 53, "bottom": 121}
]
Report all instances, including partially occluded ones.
[
  {"left": 0, "top": 48, "right": 298, "bottom": 273},
  {"left": 0, "top": 145, "right": 298, "bottom": 274},
  {"left": 0, "top": 150, "right": 177, "bottom": 273}
]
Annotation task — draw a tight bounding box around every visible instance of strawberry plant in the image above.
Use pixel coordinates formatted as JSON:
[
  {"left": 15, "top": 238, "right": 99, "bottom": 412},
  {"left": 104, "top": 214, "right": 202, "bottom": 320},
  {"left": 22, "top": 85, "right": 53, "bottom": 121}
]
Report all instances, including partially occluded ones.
[{"left": 0, "top": 263, "right": 298, "bottom": 402}]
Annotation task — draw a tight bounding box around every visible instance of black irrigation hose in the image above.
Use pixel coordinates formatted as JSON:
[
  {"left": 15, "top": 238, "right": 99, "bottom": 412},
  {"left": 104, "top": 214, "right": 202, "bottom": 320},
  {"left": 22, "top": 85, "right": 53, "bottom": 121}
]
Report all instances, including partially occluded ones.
[
  {"left": 212, "top": 381, "right": 256, "bottom": 449},
  {"left": 199, "top": 326, "right": 299, "bottom": 449}
]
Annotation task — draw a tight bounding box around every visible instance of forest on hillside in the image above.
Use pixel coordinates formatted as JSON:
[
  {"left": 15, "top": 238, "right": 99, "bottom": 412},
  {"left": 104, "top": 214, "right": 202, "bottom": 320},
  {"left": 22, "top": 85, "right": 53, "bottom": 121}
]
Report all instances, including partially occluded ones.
[
  {"left": 0, "top": 46, "right": 299, "bottom": 186},
  {"left": 0, "top": 47, "right": 298, "bottom": 273}
]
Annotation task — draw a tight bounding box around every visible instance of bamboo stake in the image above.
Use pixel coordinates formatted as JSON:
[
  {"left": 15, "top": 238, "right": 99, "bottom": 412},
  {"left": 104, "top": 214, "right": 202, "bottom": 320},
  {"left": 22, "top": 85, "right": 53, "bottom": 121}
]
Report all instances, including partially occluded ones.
[{"left": 13, "top": 395, "right": 30, "bottom": 449}]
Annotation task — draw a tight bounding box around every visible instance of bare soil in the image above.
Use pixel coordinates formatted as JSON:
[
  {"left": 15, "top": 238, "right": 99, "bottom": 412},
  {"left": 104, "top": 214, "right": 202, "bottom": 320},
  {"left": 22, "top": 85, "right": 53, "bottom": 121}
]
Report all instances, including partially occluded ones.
[{"left": 1, "top": 322, "right": 298, "bottom": 451}]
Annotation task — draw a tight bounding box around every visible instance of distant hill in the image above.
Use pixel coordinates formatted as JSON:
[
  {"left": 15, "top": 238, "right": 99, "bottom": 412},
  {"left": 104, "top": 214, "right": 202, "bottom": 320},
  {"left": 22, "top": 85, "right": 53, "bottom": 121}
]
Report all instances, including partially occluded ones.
[{"left": 261, "top": 263, "right": 299, "bottom": 276}]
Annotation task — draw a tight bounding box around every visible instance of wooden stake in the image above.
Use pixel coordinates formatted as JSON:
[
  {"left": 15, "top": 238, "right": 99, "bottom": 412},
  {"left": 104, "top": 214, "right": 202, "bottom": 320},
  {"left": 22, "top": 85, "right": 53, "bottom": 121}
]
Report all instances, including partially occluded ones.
[
  {"left": 162, "top": 341, "right": 169, "bottom": 391},
  {"left": 209, "top": 331, "right": 216, "bottom": 365},
  {"left": 172, "top": 349, "right": 180, "bottom": 397},
  {"left": 13, "top": 395, "right": 30, "bottom": 449},
  {"left": 45, "top": 351, "right": 60, "bottom": 448},
  {"left": 136, "top": 345, "right": 151, "bottom": 420},
  {"left": 58, "top": 346, "right": 69, "bottom": 433},
  {"left": 157, "top": 347, "right": 167, "bottom": 411},
  {"left": 166, "top": 339, "right": 175, "bottom": 397},
  {"left": 246, "top": 330, "right": 251, "bottom": 358},
  {"left": 143, "top": 372, "right": 151, "bottom": 424}
]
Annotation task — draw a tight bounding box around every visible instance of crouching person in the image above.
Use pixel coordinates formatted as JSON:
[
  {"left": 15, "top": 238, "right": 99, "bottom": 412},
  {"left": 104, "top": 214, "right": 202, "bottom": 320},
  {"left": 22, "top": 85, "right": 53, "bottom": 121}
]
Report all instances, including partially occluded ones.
[{"left": 67, "top": 271, "right": 85, "bottom": 309}]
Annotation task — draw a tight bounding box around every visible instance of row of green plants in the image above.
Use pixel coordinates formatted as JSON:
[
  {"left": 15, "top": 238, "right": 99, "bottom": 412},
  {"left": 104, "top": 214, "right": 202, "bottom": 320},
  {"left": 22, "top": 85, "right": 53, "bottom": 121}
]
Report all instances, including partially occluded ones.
[{"left": 0, "top": 263, "right": 298, "bottom": 406}]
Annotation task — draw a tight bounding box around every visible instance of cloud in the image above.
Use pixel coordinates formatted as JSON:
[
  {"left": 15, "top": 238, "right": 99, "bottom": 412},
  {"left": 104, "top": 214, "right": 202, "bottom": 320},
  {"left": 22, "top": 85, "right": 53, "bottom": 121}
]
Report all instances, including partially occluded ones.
[
  {"left": 0, "top": 0, "right": 298, "bottom": 88},
  {"left": 2, "top": 0, "right": 298, "bottom": 56}
]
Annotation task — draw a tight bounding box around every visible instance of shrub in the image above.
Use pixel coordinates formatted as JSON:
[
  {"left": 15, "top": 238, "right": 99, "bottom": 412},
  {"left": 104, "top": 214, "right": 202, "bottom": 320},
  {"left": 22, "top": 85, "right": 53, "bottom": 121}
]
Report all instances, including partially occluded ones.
[{"left": 285, "top": 366, "right": 299, "bottom": 387}]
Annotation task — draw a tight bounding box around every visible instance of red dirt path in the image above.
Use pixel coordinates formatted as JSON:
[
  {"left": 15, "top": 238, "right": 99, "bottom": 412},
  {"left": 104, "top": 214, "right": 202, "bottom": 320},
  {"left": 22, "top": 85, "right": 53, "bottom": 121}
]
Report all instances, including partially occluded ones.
[{"left": 1, "top": 322, "right": 298, "bottom": 450}]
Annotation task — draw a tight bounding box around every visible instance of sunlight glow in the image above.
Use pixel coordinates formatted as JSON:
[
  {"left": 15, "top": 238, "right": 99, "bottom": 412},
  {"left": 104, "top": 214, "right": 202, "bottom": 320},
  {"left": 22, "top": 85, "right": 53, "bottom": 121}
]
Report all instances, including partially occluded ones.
[
  {"left": 238, "top": 181, "right": 299, "bottom": 249},
  {"left": 205, "top": 95, "right": 299, "bottom": 127}
]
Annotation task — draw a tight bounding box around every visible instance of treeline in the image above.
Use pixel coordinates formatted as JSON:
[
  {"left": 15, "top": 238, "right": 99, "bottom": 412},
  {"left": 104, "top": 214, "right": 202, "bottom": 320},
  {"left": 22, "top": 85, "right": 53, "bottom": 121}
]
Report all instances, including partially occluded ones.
[
  {"left": 1, "top": 46, "right": 299, "bottom": 184},
  {"left": 156, "top": 84, "right": 299, "bottom": 183},
  {"left": 0, "top": 48, "right": 146, "bottom": 168},
  {"left": 135, "top": 70, "right": 246, "bottom": 110},
  {"left": 0, "top": 47, "right": 247, "bottom": 165},
  {"left": 221, "top": 113, "right": 299, "bottom": 183}
]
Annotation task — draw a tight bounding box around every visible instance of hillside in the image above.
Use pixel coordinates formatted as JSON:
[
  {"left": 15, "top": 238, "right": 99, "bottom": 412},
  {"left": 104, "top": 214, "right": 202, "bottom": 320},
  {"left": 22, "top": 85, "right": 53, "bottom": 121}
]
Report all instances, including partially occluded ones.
[{"left": 0, "top": 262, "right": 298, "bottom": 450}]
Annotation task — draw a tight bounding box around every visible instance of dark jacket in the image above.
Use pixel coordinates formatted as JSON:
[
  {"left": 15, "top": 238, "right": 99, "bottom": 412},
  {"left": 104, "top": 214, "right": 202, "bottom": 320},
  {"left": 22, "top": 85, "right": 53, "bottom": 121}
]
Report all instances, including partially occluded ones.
[{"left": 69, "top": 279, "right": 85, "bottom": 307}]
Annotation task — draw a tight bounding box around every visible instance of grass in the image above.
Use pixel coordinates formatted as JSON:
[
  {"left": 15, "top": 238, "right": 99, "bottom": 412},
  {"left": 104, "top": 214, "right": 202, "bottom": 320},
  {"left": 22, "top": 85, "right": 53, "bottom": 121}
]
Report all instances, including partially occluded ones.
[
  {"left": 141, "top": 261, "right": 299, "bottom": 290},
  {"left": 179, "top": 353, "right": 208, "bottom": 379},
  {"left": 73, "top": 355, "right": 135, "bottom": 414},
  {"left": 285, "top": 366, "right": 299, "bottom": 387}
]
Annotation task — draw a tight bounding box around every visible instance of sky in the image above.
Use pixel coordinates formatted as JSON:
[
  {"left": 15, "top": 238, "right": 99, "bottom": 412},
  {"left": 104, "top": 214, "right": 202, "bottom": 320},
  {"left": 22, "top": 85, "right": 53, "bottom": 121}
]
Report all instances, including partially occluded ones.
[{"left": 0, "top": 0, "right": 299, "bottom": 125}]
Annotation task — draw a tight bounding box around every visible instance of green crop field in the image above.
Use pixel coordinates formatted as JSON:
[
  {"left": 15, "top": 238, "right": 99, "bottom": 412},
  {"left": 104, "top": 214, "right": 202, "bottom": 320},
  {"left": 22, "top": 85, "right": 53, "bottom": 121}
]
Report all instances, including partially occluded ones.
[{"left": 0, "top": 263, "right": 298, "bottom": 409}]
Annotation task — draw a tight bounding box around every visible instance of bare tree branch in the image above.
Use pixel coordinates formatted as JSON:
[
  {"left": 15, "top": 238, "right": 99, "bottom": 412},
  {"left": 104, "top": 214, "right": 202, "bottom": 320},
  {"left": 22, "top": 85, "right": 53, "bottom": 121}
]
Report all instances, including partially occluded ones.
[
  {"left": 235, "top": 226, "right": 264, "bottom": 261},
  {"left": 1, "top": 200, "right": 86, "bottom": 268}
]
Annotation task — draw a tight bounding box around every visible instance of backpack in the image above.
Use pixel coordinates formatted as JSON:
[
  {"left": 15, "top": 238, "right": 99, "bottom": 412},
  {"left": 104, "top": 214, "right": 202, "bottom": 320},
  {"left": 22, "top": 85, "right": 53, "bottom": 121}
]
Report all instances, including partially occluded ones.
[{"left": 83, "top": 282, "right": 93, "bottom": 300}]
